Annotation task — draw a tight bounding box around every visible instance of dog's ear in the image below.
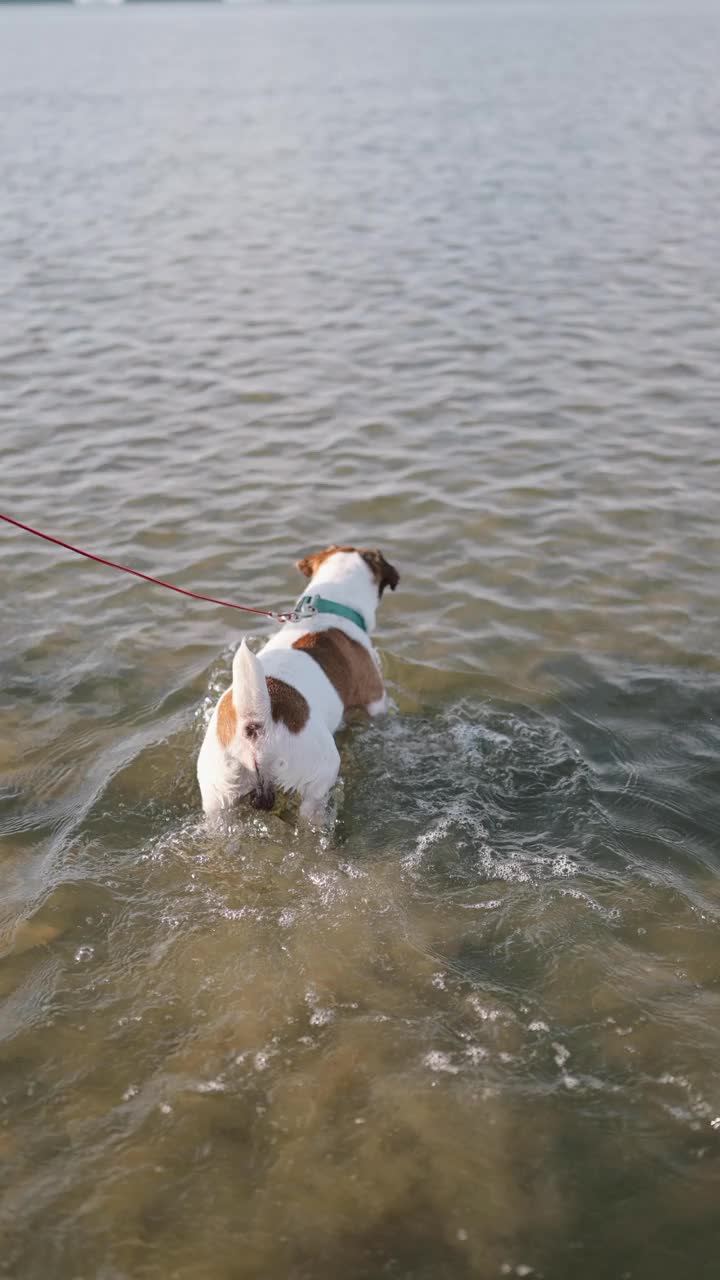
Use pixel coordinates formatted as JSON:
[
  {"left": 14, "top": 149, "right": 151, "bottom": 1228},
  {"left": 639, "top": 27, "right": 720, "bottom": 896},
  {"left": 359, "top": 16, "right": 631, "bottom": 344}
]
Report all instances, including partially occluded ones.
[
  {"left": 295, "top": 554, "right": 319, "bottom": 579},
  {"left": 361, "top": 549, "right": 400, "bottom": 596}
]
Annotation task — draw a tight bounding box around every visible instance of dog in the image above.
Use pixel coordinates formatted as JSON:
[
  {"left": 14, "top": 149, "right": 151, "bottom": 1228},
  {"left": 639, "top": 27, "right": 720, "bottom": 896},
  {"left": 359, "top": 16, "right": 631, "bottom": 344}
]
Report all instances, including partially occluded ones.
[{"left": 197, "top": 545, "right": 399, "bottom": 824}]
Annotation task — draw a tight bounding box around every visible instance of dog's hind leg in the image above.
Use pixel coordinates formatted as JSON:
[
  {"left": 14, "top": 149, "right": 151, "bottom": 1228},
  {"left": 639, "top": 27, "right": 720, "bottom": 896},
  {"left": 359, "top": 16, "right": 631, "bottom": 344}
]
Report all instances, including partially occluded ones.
[
  {"left": 197, "top": 731, "right": 253, "bottom": 820},
  {"left": 199, "top": 771, "right": 254, "bottom": 824},
  {"left": 366, "top": 692, "right": 389, "bottom": 717},
  {"left": 296, "top": 729, "right": 341, "bottom": 826}
]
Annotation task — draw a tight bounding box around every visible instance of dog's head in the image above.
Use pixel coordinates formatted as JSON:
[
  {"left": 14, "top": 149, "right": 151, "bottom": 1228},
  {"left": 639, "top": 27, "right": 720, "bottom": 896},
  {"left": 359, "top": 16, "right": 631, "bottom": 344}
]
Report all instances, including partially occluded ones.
[{"left": 295, "top": 545, "right": 399, "bottom": 598}]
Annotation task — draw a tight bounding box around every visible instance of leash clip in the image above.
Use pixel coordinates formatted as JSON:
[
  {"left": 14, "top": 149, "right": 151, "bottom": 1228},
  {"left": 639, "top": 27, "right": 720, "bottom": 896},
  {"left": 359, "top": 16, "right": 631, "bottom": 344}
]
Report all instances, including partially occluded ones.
[
  {"left": 276, "top": 596, "right": 318, "bottom": 625},
  {"left": 296, "top": 595, "right": 318, "bottom": 619}
]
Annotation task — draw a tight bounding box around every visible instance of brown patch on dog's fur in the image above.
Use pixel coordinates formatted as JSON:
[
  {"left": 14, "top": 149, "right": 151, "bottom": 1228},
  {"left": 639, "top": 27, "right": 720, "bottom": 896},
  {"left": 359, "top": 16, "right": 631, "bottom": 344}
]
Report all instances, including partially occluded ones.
[
  {"left": 267, "top": 677, "right": 309, "bottom": 733},
  {"left": 296, "top": 545, "right": 399, "bottom": 597},
  {"left": 293, "top": 627, "right": 384, "bottom": 709},
  {"left": 217, "top": 689, "right": 237, "bottom": 748},
  {"left": 217, "top": 680, "right": 308, "bottom": 746},
  {"left": 359, "top": 549, "right": 400, "bottom": 596}
]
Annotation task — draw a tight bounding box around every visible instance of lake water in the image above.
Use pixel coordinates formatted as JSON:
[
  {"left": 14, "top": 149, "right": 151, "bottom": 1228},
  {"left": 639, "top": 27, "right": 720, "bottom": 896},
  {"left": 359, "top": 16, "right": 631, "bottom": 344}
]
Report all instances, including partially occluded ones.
[{"left": 2, "top": 2, "right": 720, "bottom": 1277}]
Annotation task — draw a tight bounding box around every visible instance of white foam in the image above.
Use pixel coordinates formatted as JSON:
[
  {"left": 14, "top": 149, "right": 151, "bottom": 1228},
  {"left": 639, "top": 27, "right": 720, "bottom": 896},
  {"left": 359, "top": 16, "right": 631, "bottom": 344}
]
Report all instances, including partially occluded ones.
[
  {"left": 195, "top": 1079, "right": 225, "bottom": 1094},
  {"left": 309, "top": 1008, "right": 335, "bottom": 1027},
  {"left": 465, "top": 1046, "right": 488, "bottom": 1064},
  {"left": 552, "top": 1042, "right": 570, "bottom": 1068},
  {"left": 424, "top": 1051, "right": 459, "bottom": 1075},
  {"left": 402, "top": 816, "right": 452, "bottom": 870}
]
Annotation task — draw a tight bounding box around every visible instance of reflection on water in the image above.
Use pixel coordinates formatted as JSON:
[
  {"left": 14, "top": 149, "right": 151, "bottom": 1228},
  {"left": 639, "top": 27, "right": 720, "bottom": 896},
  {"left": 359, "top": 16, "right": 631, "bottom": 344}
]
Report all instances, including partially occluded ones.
[{"left": 2, "top": 2, "right": 720, "bottom": 1278}]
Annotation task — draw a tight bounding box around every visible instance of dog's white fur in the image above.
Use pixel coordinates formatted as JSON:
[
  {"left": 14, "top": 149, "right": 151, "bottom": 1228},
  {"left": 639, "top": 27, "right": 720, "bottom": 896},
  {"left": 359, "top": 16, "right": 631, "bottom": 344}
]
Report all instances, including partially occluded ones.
[{"left": 197, "top": 549, "right": 395, "bottom": 824}]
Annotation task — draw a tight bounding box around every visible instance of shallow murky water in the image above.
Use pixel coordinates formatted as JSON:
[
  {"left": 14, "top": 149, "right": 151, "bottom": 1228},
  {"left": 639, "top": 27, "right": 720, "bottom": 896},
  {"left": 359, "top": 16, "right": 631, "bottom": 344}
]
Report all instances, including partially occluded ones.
[{"left": 2, "top": 3, "right": 720, "bottom": 1277}]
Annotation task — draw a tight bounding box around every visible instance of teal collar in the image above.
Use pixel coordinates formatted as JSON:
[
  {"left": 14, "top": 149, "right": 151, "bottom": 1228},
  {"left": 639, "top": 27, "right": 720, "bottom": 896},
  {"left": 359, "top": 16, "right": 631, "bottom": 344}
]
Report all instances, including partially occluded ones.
[{"left": 294, "top": 593, "right": 367, "bottom": 633}]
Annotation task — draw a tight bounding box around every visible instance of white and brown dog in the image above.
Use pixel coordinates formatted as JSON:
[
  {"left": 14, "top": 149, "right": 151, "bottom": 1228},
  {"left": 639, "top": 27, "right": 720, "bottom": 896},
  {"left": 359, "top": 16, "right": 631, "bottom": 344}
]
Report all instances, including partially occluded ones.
[{"left": 197, "top": 545, "right": 399, "bottom": 824}]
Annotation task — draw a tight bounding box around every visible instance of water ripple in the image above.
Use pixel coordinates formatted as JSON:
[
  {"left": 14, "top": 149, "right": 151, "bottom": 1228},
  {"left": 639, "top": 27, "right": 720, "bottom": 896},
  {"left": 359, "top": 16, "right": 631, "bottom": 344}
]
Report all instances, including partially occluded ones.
[{"left": 2, "top": 3, "right": 720, "bottom": 1278}]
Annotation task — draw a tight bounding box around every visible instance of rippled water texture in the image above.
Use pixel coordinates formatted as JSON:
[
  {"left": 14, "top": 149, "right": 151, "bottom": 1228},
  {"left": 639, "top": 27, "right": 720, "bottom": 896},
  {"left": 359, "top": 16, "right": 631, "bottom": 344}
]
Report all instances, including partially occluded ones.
[{"left": 2, "top": 3, "right": 720, "bottom": 1277}]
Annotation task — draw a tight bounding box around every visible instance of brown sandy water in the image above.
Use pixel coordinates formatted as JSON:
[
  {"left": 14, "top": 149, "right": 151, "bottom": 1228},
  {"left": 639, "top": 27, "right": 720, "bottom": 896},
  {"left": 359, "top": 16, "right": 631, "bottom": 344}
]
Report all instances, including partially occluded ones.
[{"left": 2, "top": 3, "right": 720, "bottom": 1277}]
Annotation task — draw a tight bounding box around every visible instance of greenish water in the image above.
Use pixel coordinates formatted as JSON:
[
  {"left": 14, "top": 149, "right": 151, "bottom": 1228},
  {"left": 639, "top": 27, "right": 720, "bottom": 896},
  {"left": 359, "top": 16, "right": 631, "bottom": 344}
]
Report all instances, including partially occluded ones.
[{"left": 2, "top": 3, "right": 720, "bottom": 1277}]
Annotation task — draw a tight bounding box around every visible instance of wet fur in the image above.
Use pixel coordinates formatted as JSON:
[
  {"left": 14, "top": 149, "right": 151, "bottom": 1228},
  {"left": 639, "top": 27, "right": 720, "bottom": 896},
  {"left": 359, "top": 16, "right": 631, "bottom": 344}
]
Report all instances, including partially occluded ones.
[{"left": 197, "top": 546, "right": 398, "bottom": 824}]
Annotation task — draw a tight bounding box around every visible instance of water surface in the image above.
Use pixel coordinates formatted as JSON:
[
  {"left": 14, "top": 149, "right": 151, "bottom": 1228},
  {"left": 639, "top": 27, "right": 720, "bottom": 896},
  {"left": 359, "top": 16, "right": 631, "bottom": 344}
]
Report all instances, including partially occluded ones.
[{"left": 2, "top": 3, "right": 720, "bottom": 1278}]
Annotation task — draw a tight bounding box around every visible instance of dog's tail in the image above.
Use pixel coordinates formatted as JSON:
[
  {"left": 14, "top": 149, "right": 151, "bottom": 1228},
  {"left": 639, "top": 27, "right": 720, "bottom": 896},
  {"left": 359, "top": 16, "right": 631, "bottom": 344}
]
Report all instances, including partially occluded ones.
[
  {"left": 231, "top": 640, "right": 275, "bottom": 810},
  {"left": 232, "top": 638, "right": 271, "bottom": 729}
]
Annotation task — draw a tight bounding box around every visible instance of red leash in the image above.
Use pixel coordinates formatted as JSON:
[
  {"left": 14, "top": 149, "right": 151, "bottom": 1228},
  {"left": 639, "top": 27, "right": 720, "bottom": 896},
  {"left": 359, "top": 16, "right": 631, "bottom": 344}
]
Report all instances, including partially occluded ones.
[{"left": 0, "top": 513, "right": 295, "bottom": 622}]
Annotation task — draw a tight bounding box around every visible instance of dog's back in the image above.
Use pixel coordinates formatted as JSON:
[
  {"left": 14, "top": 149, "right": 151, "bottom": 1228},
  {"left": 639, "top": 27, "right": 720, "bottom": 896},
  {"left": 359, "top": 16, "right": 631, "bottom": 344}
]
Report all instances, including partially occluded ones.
[{"left": 197, "top": 544, "right": 398, "bottom": 823}]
